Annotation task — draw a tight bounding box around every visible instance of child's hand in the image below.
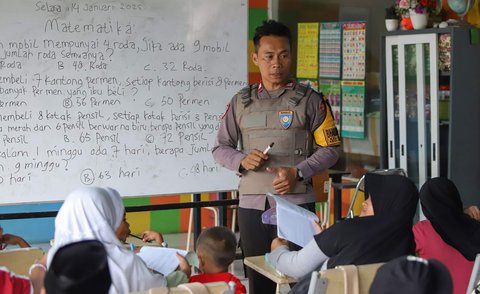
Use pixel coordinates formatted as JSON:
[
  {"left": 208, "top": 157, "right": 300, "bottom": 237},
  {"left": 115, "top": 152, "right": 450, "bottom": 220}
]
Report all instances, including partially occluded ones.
[
  {"left": 176, "top": 252, "right": 191, "bottom": 278},
  {"left": 141, "top": 230, "right": 164, "bottom": 244},
  {"left": 271, "top": 237, "right": 288, "bottom": 251}
]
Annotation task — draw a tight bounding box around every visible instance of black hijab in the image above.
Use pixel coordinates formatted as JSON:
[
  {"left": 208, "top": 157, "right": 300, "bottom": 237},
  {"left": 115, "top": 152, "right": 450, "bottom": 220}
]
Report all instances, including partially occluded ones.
[
  {"left": 314, "top": 173, "right": 419, "bottom": 268},
  {"left": 45, "top": 240, "right": 111, "bottom": 294},
  {"left": 370, "top": 255, "right": 452, "bottom": 294},
  {"left": 420, "top": 177, "right": 480, "bottom": 261}
]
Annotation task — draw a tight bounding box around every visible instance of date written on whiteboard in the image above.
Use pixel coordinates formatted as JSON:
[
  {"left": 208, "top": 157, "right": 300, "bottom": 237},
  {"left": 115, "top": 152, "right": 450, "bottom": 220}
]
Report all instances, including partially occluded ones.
[{"left": 178, "top": 161, "right": 219, "bottom": 178}]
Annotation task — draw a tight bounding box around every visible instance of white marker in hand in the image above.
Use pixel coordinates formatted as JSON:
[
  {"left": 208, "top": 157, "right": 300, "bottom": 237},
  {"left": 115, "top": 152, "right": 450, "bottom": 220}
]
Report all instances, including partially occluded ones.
[{"left": 263, "top": 142, "right": 274, "bottom": 155}]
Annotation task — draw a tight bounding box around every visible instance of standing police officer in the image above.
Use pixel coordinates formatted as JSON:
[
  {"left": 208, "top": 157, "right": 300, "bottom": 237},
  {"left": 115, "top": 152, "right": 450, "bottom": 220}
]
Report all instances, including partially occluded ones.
[{"left": 212, "top": 20, "right": 341, "bottom": 294}]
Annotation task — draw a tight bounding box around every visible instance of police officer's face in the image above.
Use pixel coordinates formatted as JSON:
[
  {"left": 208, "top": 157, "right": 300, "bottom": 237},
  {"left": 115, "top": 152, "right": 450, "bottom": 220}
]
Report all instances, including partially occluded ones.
[{"left": 252, "top": 35, "right": 291, "bottom": 91}]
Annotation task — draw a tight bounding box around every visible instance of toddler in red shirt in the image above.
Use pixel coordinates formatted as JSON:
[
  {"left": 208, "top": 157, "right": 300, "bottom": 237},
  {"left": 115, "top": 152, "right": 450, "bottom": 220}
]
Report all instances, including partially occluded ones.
[{"left": 188, "top": 226, "right": 246, "bottom": 294}]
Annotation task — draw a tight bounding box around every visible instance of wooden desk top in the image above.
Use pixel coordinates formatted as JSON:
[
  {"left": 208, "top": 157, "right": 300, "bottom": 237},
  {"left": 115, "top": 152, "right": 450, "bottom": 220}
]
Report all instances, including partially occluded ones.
[{"left": 244, "top": 256, "right": 296, "bottom": 284}]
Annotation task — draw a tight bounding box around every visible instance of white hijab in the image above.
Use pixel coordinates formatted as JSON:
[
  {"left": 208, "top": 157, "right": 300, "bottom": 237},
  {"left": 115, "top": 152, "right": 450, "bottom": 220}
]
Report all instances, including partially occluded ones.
[{"left": 47, "top": 186, "right": 167, "bottom": 293}]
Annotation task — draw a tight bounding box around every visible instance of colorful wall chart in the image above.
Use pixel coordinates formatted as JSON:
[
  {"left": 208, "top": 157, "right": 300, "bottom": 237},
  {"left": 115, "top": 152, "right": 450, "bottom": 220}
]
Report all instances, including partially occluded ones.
[
  {"left": 319, "top": 79, "right": 341, "bottom": 128},
  {"left": 342, "top": 22, "right": 366, "bottom": 80},
  {"left": 297, "top": 22, "right": 319, "bottom": 78},
  {"left": 319, "top": 22, "right": 342, "bottom": 79},
  {"left": 341, "top": 80, "right": 365, "bottom": 139}
]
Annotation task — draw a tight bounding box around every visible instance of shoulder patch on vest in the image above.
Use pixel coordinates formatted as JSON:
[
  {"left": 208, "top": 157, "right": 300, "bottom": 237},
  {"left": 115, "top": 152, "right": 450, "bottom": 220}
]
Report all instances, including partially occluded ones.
[
  {"left": 289, "top": 83, "right": 309, "bottom": 106},
  {"left": 238, "top": 84, "right": 257, "bottom": 106}
]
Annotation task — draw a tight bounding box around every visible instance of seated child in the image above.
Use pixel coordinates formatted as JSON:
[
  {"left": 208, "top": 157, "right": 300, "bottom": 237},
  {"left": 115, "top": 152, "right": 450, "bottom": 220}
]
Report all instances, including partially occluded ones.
[
  {"left": 187, "top": 226, "right": 246, "bottom": 294},
  {"left": 114, "top": 211, "right": 165, "bottom": 249}
]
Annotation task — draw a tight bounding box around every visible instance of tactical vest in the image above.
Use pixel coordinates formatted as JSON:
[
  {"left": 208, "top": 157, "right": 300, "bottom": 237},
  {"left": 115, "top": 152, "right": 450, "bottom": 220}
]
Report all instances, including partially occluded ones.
[{"left": 235, "top": 83, "right": 313, "bottom": 195}]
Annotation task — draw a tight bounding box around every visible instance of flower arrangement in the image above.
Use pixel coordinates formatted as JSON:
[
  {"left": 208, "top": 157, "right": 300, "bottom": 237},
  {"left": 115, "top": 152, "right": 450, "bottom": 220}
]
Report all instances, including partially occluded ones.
[{"left": 395, "top": 0, "right": 437, "bottom": 15}]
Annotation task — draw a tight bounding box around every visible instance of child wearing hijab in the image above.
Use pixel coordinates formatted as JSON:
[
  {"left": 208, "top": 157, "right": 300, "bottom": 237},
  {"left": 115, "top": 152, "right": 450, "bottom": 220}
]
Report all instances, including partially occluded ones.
[
  {"left": 267, "top": 173, "right": 419, "bottom": 293},
  {"left": 184, "top": 226, "right": 246, "bottom": 294},
  {"left": 414, "top": 177, "right": 480, "bottom": 294},
  {"left": 370, "top": 255, "right": 452, "bottom": 294},
  {"left": 43, "top": 186, "right": 189, "bottom": 294}
]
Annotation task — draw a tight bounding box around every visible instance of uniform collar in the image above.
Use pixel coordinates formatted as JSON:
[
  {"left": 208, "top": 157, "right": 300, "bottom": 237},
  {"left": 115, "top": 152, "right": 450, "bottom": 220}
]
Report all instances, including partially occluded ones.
[{"left": 258, "top": 80, "right": 296, "bottom": 99}]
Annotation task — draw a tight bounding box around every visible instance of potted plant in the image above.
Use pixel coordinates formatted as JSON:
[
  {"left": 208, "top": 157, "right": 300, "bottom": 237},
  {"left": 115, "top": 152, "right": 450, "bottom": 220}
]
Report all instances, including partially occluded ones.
[
  {"left": 395, "top": 0, "right": 438, "bottom": 29},
  {"left": 385, "top": 5, "right": 400, "bottom": 31}
]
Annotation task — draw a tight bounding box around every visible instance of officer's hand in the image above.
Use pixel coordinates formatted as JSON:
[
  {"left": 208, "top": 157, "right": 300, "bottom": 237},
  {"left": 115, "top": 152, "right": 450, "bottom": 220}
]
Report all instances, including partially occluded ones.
[
  {"left": 267, "top": 167, "right": 297, "bottom": 195},
  {"left": 240, "top": 149, "right": 268, "bottom": 171}
]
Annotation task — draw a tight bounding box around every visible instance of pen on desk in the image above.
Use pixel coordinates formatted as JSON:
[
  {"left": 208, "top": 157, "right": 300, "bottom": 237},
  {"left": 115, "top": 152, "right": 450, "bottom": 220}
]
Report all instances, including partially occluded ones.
[{"left": 263, "top": 142, "right": 274, "bottom": 155}]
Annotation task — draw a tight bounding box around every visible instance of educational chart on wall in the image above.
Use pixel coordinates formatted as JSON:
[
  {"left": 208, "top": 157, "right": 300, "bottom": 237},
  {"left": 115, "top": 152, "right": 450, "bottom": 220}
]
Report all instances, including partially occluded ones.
[
  {"left": 341, "top": 22, "right": 366, "bottom": 80},
  {"left": 297, "top": 23, "right": 319, "bottom": 79},
  {"left": 0, "top": 0, "right": 247, "bottom": 204},
  {"left": 340, "top": 80, "right": 365, "bottom": 139},
  {"left": 318, "top": 22, "right": 342, "bottom": 79},
  {"left": 319, "top": 79, "right": 341, "bottom": 128}
]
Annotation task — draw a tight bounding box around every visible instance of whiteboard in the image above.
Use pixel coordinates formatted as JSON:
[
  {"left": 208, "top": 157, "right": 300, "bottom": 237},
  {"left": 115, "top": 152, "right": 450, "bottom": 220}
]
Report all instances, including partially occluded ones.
[{"left": 0, "top": 0, "right": 247, "bottom": 204}]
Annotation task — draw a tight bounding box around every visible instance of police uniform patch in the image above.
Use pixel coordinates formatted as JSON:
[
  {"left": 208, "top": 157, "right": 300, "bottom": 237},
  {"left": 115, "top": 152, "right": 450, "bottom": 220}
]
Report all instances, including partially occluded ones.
[
  {"left": 278, "top": 111, "right": 293, "bottom": 129},
  {"left": 323, "top": 126, "right": 341, "bottom": 146}
]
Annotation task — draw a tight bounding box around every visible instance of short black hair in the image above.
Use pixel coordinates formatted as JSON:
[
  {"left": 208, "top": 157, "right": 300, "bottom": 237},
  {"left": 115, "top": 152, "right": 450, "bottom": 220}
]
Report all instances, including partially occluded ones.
[
  {"left": 253, "top": 20, "right": 292, "bottom": 52},
  {"left": 197, "top": 226, "right": 237, "bottom": 270}
]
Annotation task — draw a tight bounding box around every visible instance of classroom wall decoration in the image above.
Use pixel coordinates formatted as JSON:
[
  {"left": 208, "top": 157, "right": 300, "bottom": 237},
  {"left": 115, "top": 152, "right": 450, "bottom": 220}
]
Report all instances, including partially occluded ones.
[
  {"left": 340, "top": 80, "right": 365, "bottom": 139},
  {"left": 0, "top": 0, "right": 247, "bottom": 204},
  {"left": 319, "top": 79, "right": 341, "bottom": 128},
  {"left": 341, "top": 22, "right": 366, "bottom": 80},
  {"left": 297, "top": 23, "right": 319, "bottom": 79},
  {"left": 319, "top": 22, "right": 342, "bottom": 79},
  {"left": 297, "top": 21, "right": 367, "bottom": 140}
]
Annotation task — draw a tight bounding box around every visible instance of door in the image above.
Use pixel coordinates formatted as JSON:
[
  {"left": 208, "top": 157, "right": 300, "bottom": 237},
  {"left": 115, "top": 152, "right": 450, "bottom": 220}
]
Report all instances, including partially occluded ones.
[{"left": 385, "top": 34, "right": 439, "bottom": 187}]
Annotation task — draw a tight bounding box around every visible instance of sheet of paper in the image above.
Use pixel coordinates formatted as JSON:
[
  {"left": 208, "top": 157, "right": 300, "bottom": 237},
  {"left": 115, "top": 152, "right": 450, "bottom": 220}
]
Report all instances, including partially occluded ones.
[
  {"left": 137, "top": 246, "right": 188, "bottom": 276},
  {"left": 268, "top": 193, "right": 319, "bottom": 247}
]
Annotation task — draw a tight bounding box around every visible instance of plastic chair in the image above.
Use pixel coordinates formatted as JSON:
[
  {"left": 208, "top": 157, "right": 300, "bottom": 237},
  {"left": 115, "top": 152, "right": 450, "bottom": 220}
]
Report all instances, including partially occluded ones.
[
  {"left": 186, "top": 194, "right": 219, "bottom": 251},
  {"left": 186, "top": 191, "right": 238, "bottom": 251},
  {"left": 466, "top": 253, "right": 480, "bottom": 294},
  {"left": 320, "top": 178, "right": 333, "bottom": 228},
  {"left": 346, "top": 168, "right": 407, "bottom": 219},
  {"left": 307, "top": 262, "right": 384, "bottom": 294},
  {"left": 130, "top": 281, "right": 233, "bottom": 294}
]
